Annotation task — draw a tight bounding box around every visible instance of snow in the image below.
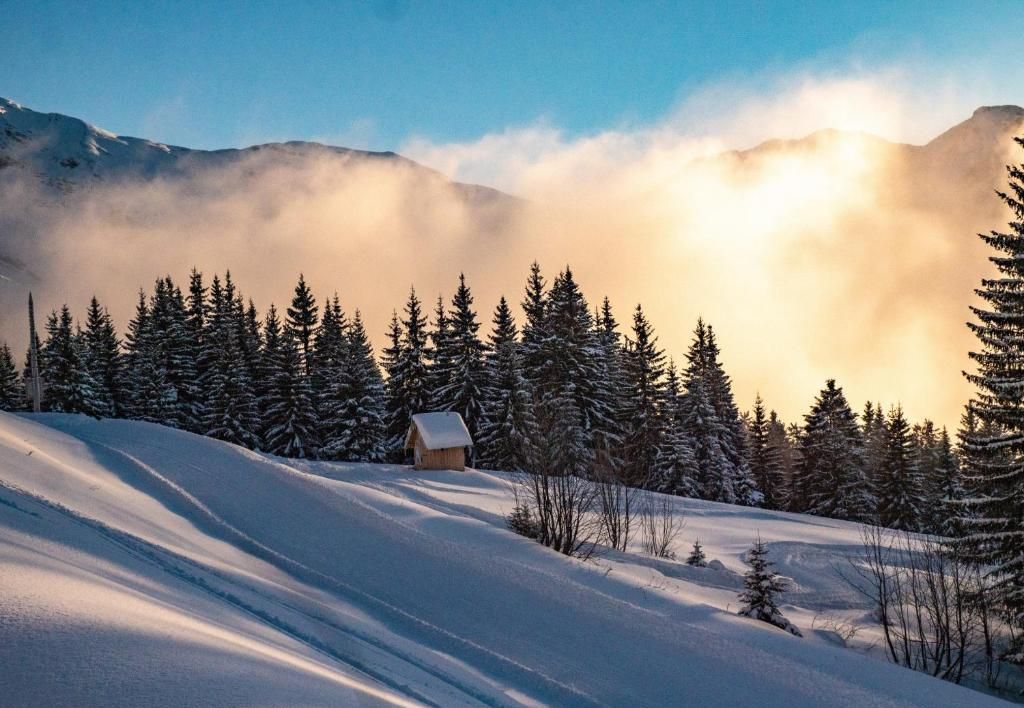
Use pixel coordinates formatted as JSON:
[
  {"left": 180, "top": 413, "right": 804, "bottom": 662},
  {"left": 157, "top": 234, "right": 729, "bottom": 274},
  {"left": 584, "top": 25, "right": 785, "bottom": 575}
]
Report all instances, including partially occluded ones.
[
  {"left": 0, "top": 412, "right": 1009, "bottom": 707},
  {"left": 406, "top": 411, "right": 473, "bottom": 450}
]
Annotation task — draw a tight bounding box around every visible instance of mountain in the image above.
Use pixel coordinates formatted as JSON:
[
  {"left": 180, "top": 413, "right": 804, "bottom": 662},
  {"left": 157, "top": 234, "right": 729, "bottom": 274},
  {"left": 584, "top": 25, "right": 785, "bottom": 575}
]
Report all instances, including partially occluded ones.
[
  {"left": 0, "top": 96, "right": 511, "bottom": 205},
  {"left": 0, "top": 412, "right": 1005, "bottom": 707}
]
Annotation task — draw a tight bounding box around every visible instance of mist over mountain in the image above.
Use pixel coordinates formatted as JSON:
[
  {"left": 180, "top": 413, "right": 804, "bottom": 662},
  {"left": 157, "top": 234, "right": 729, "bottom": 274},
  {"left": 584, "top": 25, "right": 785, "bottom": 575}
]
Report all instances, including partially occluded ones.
[{"left": 0, "top": 97, "right": 1022, "bottom": 426}]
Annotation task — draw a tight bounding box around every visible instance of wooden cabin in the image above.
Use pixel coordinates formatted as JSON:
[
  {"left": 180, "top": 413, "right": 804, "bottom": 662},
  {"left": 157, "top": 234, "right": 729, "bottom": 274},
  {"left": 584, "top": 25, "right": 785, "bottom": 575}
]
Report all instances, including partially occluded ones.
[{"left": 404, "top": 412, "right": 473, "bottom": 471}]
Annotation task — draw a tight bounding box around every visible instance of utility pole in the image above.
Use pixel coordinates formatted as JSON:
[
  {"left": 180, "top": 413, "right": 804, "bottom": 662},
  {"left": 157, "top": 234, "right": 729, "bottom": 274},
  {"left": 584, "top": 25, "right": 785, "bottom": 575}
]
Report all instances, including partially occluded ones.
[{"left": 28, "top": 292, "right": 41, "bottom": 413}]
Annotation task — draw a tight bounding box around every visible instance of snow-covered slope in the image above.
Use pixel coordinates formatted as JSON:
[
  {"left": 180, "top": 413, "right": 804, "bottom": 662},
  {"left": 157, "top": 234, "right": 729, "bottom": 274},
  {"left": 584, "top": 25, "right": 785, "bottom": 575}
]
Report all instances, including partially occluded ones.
[{"left": 0, "top": 413, "right": 1007, "bottom": 707}]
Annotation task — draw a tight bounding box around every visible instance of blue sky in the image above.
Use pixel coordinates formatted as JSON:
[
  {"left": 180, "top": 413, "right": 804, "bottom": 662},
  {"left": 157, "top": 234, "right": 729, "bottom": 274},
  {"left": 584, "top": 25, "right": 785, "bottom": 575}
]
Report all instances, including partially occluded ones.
[{"left": 4, "top": 1, "right": 1021, "bottom": 151}]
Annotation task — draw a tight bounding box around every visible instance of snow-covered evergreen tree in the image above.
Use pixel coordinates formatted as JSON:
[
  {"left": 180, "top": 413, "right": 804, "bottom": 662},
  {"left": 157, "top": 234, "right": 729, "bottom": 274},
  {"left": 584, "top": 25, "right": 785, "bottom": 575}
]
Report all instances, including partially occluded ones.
[
  {"left": 477, "top": 296, "right": 533, "bottom": 472},
  {"left": 430, "top": 274, "right": 487, "bottom": 458},
  {"left": 621, "top": 304, "right": 666, "bottom": 487},
  {"left": 179, "top": 269, "right": 209, "bottom": 431},
  {"left": 263, "top": 329, "right": 319, "bottom": 458},
  {"left": 519, "top": 261, "right": 548, "bottom": 377},
  {"left": 685, "top": 539, "right": 707, "bottom": 567},
  {"left": 322, "top": 311, "right": 386, "bottom": 462},
  {"left": 426, "top": 294, "right": 450, "bottom": 409},
  {"left": 383, "top": 290, "right": 431, "bottom": 458},
  {"left": 748, "top": 394, "right": 784, "bottom": 508},
  {"left": 203, "top": 276, "right": 261, "bottom": 449},
  {"left": 41, "top": 305, "right": 106, "bottom": 417},
  {"left": 82, "top": 296, "right": 123, "bottom": 416},
  {"left": 0, "top": 343, "right": 24, "bottom": 410},
  {"left": 312, "top": 294, "right": 347, "bottom": 450},
  {"left": 652, "top": 360, "right": 699, "bottom": 497},
  {"left": 877, "top": 406, "right": 923, "bottom": 531},
  {"left": 532, "top": 267, "right": 613, "bottom": 475},
  {"left": 765, "top": 410, "right": 793, "bottom": 509},
  {"left": 680, "top": 320, "right": 752, "bottom": 503},
  {"left": 737, "top": 537, "right": 802, "bottom": 636},
  {"left": 962, "top": 133, "right": 1024, "bottom": 660},
  {"left": 123, "top": 288, "right": 176, "bottom": 423},
  {"left": 793, "top": 379, "right": 874, "bottom": 522},
  {"left": 286, "top": 274, "right": 319, "bottom": 375}
]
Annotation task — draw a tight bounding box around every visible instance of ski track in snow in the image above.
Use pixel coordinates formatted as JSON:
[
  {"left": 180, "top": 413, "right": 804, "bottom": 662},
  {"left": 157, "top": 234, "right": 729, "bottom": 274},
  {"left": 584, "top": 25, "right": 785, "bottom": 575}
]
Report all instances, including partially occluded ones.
[{"left": 0, "top": 413, "right": 1013, "bottom": 707}]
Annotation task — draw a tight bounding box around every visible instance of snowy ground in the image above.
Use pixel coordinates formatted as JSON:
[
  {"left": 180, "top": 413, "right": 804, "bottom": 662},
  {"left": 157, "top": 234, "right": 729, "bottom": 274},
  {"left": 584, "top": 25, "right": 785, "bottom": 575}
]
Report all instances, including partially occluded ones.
[{"left": 0, "top": 413, "right": 1009, "bottom": 707}]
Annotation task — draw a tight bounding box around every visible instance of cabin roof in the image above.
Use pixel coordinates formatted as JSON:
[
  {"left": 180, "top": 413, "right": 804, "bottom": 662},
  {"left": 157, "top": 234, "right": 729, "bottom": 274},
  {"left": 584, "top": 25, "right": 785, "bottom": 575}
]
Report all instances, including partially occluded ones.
[{"left": 405, "top": 412, "right": 473, "bottom": 450}]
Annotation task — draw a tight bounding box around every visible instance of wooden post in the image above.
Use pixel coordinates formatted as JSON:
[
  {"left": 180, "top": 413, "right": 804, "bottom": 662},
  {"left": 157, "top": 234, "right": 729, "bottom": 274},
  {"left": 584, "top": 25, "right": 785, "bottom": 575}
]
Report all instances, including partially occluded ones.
[{"left": 28, "top": 292, "right": 41, "bottom": 413}]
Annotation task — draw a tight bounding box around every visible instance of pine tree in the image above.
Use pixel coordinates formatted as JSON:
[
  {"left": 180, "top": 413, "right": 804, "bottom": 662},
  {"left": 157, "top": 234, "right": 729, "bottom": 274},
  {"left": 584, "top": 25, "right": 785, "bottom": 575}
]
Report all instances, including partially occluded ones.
[
  {"left": 765, "top": 411, "right": 793, "bottom": 509},
  {"left": 0, "top": 343, "right": 23, "bottom": 410},
  {"left": 81, "top": 296, "right": 123, "bottom": 416},
  {"left": 793, "top": 379, "right": 874, "bottom": 522},
  {"left": 431, "top": 274, "right": 487, "bottom": 457},
  {"left": 123, "top": 288, "right": 175, "bottom": 422},
  {"left": 41, "top": 305, "right": 106, "bottom": 417},
  {"left": 737, "top": 537, "right": 802, "bottom": 636},
  {"left": 962, "top": 134, "right": 1024, "bottom": 659},
  {"left": 328, "top": 311, "right": 387, "bottom": 462},
  {"left": 286, "top": 274, "right": 319, "bottom": 375},
  {"left": 519, "top": 261, "right": 548, "bottom": 377},
  {"left": 746, "top": 394, "right": 777, "bottom": 508},
  {"left": 313, "top": 294, "right": 348, "bottom": 453},
  {"left": 263, "top": 330, "right": 319, "bottom": 458},
  {"left": 426, "top": 294, "right": 450, "bottom": 409},
  {"left": 592, "top": 297, "right": 627, "bottom": 463},
  {"left": 382, "top": 311, "right": 406, "bottom": 462},
  {"left": 621, "top": 304, "right": 666, "bottom": 487},
  {"left": 862, "top": 401, "right": 888, "bottom": 495},
  {"left": 652, "top": 360, "right": 699, "bottom": 497},
  {"left": 932, "top": 427, "right": 966, "bottom": 538},
  {"left": 681, "top": 320, "right": 745, "bottom": 503},
  {"left": 532, "top": 267, "right": 613, "bottom": 475},
  {"left": 877, "top": 406, "right": 924, "bottom": 531},
  {"left": 181, "top": 268, "right": 209, "bottom": 431},
  {"left": 203, "top": 276, "right": 260, "bottom": 449},
  {"left": 383, "top": 290, "right": 431, "bottom": 458},
  {"left": 686, "top": 539, "right": 707, "bottom": 567},
  {"left": 477, "top": 296, "right": 534, "bottom": 472}
]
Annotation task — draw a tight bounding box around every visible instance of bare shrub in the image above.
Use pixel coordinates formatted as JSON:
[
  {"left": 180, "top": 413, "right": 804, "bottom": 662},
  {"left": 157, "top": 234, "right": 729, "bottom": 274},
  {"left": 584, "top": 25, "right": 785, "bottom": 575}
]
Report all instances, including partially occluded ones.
[
  {"left": 639, "top": 491, "right": 683, "bottom": 559},
  {"left": 842, "top": 525, "right": 1012, "bottom": 688}
]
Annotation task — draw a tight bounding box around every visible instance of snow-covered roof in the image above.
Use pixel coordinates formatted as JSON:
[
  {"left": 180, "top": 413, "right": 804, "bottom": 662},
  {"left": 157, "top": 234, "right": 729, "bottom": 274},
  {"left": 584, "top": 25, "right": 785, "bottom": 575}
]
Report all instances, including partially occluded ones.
[{"left": 405, "top": 412, "right": 473, "bottom": 450}]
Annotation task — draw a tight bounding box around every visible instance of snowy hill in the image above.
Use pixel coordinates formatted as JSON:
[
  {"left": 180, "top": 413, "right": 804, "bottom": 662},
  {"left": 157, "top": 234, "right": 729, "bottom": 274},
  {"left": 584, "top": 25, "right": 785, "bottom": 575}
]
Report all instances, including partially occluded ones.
[{"left": 0, "top": 412, "right": 1007, "bottom": 707}]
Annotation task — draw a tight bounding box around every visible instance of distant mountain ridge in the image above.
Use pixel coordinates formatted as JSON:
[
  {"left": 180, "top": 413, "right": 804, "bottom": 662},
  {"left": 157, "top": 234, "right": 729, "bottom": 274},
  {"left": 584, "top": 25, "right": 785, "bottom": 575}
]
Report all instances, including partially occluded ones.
[{"left": 0, "top": 96, "right": 510, "bottom": 205}]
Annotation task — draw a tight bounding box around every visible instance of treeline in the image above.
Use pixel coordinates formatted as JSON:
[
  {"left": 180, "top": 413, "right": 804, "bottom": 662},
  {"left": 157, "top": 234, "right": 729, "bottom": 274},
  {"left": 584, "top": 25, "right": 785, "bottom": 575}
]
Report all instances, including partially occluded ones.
[{"left": 0, "top": 263, "right": 956, "bottom": 533}]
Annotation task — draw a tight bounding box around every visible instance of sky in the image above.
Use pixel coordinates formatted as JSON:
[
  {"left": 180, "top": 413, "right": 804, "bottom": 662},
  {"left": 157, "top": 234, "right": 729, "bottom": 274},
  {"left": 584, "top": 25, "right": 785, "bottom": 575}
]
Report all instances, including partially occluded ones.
[{"left": 4, "top": 1, "right": 1022, "bottom": 152}]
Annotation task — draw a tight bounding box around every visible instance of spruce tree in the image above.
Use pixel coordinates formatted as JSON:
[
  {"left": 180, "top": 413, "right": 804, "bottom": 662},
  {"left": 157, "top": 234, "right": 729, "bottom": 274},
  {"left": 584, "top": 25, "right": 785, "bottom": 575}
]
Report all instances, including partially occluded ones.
[
  {"left": 877, "top": 406, "right": 923, "bottom": 531},
  {"left": 431, "top": 275, "right": 487, "bottom": 456},
  {"left": 765, "top": 411, "right": 793, "bottom": 509},
  {"left": 681, "top": 320, "right": 740, "bottom": 503},
  {"left": 793, "top": 379, "right": 874, "bottom": 522},
  {"left": 286, "top": 274, "right": 319, "bottom": 375},
  {"left": 181, "top": 268, "right": 209, "bottom": 431},
  {"left": 685, "top": 539, "right": 707, "bottom": 567},
  {"left": 124, "top": 288, "right": 174, "bottom": 423},
  {"left": 746, "top": 394, "right": 775, "bottom": 508},
  {"left": 383, "top": 290, "right": 431, "bottom": 458},
  {"left": 652, "top": 360, "right": 699, "bottom": 497},
  {"left": 737, "top": 537, "right": 802, "bottom": 636},
  {"left": 203, "top": 275, "right": 260, "bottom": 449},
  {"left": 477, "top": 296, "right": 534, "bottom": 472},
  {"left": 381, "top": 311, "right": 406, "bottom": 461},
  {"left": 621, "top": 304, "right": 666, "bottom": 487},
  {"left": 962, "top": 133, "right": 1024, "bottom": 659},
  {"left": 82, "top": 296, "right": 123, "bottom": 416},
  {"left": 426, "top": 294, "right": 450, "bottom": 409},
  {"left": 519, "top": 261, "right": 548, "bottom": 377},
  {"left": 263, "top": 330, "right": 319, "bottom": 458},
  {"left": 41, "top": 305, "right": 106, "bottom": 417},
  {"left": 0, "top": 343, "right": 23, "bottom": 410},
  {"left": 324, "top": 311, "right": 386, "bottom": 462},
  {"left": 592, "top": 297, "right": 627, "bottom": 464}
]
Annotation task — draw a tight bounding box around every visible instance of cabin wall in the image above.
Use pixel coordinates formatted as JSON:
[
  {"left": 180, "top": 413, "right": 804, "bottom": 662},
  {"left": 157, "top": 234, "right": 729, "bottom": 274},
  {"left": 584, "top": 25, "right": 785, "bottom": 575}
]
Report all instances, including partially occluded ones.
[{"left": 414, "top": 441, "right": 465, "bottom": 471}]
